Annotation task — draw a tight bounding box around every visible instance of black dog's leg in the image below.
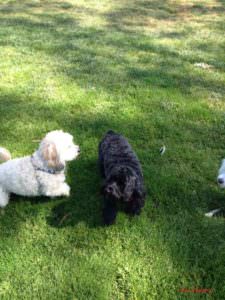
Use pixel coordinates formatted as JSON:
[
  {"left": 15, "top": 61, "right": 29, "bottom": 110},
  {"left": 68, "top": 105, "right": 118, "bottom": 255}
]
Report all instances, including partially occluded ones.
[
  {"left": 99, "top": 160, "right": 105, "bottom": 177},
  {"left": 103, "top": 198, "right": 118, "bottom": 225},
  {"left": 125, "top": 200, "right": 141, "bottom": 216}
]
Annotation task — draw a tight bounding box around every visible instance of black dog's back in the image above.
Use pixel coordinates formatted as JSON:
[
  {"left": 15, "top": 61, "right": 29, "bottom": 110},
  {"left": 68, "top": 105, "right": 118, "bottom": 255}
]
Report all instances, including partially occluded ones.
[{"left": 99, "top": 131, "right": 143, "bottom": 179}]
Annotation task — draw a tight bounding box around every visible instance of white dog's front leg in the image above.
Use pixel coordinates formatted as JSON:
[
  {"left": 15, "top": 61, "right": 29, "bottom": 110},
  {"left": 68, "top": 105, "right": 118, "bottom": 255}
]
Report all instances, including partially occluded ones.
[
  {"left": 59, "top": 183, "right": 70, "bottom": 197},
  {"left": 0, "top": 187, "right": 10, "bottom": 208},
  {"left": 46, "top": 183, "right": 70, "bottom": 198}
]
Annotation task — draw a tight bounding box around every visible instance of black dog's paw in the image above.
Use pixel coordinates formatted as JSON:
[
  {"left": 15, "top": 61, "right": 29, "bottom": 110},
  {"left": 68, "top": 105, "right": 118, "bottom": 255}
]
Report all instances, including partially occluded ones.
[
  {"left": 132, "top": 207, "right": 141, "bottom": 215},
  {"left": 125, "top": 201, "right": 142, "bottom": 216},
  {"left": 103, "top": 216, "right": 116, "bottom": 226}
]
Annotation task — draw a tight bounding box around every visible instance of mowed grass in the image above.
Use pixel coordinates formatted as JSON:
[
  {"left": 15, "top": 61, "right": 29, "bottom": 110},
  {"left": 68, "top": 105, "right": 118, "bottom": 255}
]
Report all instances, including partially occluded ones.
[{"left": 0, "top": 0, "right": 225, "bottom": 298}]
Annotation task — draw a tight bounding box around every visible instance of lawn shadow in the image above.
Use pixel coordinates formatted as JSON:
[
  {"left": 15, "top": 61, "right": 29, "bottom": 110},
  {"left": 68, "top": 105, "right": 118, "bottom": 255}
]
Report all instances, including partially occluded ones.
[
  {"left": 0, "top": 0, "right": 224, "bottom": 95},
  {"left": 0, "top": 193, "right": 57, "bottom": 240}
]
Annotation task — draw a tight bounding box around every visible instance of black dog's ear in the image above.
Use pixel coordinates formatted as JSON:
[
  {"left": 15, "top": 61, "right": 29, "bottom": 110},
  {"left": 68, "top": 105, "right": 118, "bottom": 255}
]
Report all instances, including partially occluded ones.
[
  {"left": 124, "top": 176, "right": 136, "bottom": 198},
  {"left": 132, "top": 188, "right": 146, "bottom": 207}
]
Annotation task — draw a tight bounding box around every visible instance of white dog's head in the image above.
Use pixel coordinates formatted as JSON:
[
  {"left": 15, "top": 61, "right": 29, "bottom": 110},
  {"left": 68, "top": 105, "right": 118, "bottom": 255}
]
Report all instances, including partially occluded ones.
[
  {"left": 38, "top": 130, "right": 80, "bottom": 171},
  {"left": 217, "top": 159, "right": 225, "bottom": 188}
]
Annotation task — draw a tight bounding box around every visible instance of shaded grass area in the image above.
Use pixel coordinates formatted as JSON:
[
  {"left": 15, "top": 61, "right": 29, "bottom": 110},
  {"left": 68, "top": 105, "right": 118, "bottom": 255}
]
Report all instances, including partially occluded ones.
[{"left": 0, "top": 0, "right": 225, "bottom": 299}]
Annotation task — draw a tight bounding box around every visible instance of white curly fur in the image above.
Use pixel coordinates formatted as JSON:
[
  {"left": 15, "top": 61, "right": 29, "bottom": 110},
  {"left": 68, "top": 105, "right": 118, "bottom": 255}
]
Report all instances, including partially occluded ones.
[{"left": 0, "top": 130, "right": 80, "bottom": 208}]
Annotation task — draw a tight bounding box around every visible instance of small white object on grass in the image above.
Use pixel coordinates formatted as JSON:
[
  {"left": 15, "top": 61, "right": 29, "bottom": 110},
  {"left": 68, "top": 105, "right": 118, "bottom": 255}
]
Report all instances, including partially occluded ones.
[
  {"left": 194, "top": 62, "right": 213, "bottom": 69},
  {"left": 0, "top": 147, "right": 11, "bottom": 162},
  {"left": 160, "top": 145, "right": 166, "bottom": 155},
  {"left": 205, "top": 208, "right": 223, "bottom": 218}
]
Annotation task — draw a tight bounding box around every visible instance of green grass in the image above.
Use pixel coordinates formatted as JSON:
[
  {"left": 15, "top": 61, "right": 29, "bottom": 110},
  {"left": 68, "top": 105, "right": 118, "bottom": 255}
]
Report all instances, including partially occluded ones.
[{"left": 0, "top": 0, "right": 225, "bottom": 298}]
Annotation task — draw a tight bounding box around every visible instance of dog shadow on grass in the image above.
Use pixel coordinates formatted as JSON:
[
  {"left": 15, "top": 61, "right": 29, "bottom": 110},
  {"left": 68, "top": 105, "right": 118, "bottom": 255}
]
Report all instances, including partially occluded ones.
[{"left": 46, "top": 158, "right": 104, "bottom": 229}]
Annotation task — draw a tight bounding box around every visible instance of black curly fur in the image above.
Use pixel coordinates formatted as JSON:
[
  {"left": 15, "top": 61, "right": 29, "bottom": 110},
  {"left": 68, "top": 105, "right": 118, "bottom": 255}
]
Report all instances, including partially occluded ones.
[{"left": 99, "top": 130, "right": 146, "bottom": 225}]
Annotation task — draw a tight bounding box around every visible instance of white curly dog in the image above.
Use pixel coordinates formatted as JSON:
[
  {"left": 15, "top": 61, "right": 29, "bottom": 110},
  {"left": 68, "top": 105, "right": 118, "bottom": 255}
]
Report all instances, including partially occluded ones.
[{"left": 0, "top": 130, "right": 80, "bottom": 208}]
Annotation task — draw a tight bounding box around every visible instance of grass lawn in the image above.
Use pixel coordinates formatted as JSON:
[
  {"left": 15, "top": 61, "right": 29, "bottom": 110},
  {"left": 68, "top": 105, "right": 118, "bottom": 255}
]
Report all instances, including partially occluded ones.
[{"left": 0, "top": 0, "right": 225, "bottom": 298}]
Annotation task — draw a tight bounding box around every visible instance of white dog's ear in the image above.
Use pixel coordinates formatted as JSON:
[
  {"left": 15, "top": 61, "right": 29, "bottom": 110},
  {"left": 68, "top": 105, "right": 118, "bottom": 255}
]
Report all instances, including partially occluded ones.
[{"left": 41, "top": 141, "right": 64, "bottom": 171}]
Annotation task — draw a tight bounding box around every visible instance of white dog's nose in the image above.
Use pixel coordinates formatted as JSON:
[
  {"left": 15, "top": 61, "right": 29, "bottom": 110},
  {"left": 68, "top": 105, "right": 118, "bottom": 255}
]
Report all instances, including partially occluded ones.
[{"left": 218, "top": 177, "right": 224, "bottom": 184}]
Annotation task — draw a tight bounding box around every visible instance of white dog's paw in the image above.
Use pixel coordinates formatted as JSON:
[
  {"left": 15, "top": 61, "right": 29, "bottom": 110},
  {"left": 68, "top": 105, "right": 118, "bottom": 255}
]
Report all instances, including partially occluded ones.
[
  {"left": 62, "top": 184, "right": 70, "bottom": 197},
  {"left": 0, "top": 188, "right": 9, "bottom": 208},
  {"left": 46, "top": 184, "right": 70, "bottom": 198}
]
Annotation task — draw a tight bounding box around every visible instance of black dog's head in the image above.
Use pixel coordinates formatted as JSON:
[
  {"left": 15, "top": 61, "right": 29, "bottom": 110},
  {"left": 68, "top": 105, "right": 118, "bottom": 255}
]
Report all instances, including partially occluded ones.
[{"left": 102, "top": 166, "right": 145, "bottom": 205}]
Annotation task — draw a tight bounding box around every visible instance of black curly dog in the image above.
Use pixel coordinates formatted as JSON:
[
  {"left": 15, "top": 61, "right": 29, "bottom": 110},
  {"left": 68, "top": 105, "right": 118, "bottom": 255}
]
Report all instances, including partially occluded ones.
[{"left": 99, "top": 130, "right": 146, "bottom": 225}]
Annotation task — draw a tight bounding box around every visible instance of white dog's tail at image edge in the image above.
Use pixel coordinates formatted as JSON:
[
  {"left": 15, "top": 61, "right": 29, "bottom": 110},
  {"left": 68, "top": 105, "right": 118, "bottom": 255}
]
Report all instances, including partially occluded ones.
[{"left": 0, "top": 147, "right": 11, "bottom": 163}]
